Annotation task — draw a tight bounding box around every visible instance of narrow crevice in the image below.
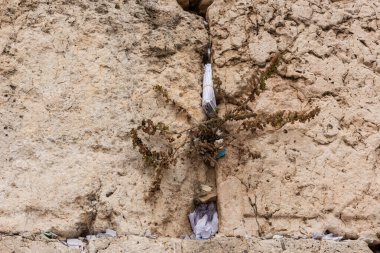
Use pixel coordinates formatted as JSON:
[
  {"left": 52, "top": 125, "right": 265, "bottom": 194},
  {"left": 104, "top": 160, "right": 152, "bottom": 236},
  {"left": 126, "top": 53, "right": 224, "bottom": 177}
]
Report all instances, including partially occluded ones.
[{"left": 176, "top": 0, "right": 219, "bottom": 240}]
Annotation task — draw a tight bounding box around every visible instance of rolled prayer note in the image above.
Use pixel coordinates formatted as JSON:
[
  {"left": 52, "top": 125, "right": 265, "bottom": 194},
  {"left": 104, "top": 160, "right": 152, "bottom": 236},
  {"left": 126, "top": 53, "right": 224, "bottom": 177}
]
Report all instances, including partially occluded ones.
[{"left": 202, "top": 63, "right": 217, "bottom": 117}]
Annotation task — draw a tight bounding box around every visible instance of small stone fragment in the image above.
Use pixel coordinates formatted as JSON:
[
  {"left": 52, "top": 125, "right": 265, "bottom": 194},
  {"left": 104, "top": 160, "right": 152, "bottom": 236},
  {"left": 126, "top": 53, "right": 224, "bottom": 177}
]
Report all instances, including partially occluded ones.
[
  {"left": 105, "top": 229, "right": 117, "bottom": 237},
  {"left": 96, "top": 229, "right": 117, "bottom": 238},
  {"left": 201, "top": 184, "right": 212, "bottom": 192},
  {"left": 66, "top": 238, "right": 83, "bottom": 249},
  {"left": 198, "top": 192, "right": 217, "bottom": 203},
  {"left": 214, "top": 139, "right": 224, "bottom": 145},
  {"left": 86, "top": 235, "right": 97, "bottom": 241},
  {"left": 197, "top": 184, "right": 216, "bottom": 203}
]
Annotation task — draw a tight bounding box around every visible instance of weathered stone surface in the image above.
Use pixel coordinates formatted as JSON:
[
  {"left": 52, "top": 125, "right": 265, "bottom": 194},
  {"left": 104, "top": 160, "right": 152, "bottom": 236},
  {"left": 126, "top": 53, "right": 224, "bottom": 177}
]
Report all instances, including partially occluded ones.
[
  {"left": 0, "top": 0, "right": 379, "bottom": 250},
  {"left": 217, "top": 176, "right": 245, "bottom": 236},
  {"left": 0, "top": 0, "right": 209, "bottom": 238},
  {"left": 0, "top": 236, "right": 78, "bottom": 253},
  {"left": 208, "top": 0, "right": 380, "bottom": 243},
  {"left": 0, "top": 235, "right": 372, "bottom": 253}
]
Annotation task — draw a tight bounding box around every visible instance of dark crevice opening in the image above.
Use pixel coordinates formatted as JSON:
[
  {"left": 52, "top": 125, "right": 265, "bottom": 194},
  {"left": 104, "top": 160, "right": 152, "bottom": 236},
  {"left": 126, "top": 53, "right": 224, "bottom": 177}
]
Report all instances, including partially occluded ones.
[
  {"left": 188, "top": 2, "right": 205, "bottom": 18},
  {"left": 369, "top": 243, "right": 380, "bottom": 253},
  {"left": 176, "top": 1, "right": 213, "bottom": 18},
  {"left": 175, "top": 0, "right": 218, "bottom": 239}
]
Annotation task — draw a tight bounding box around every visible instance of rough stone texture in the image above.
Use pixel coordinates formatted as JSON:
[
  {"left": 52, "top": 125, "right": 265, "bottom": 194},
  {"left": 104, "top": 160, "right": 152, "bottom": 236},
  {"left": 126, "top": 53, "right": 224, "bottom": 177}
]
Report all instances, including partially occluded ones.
[
  {"left": 217, "top": 176, "right": 245, "bottom": 236},
  {"left": 0, "top": 0, "right": 379, "bottom": 251},
  {"left": 89, "top": 236, "right": 373, "bottom": 253},
  {"left": 0, "top": 236, "right": 78, "bottom": 253},
  {"left": 0, "top": 0, "right": 210, "bottom": 238},
  {"left": 208, "top": 0, "right": 380, "bottom": 243},
  {"left": 0, "top": 235, "right": 373, "bottom": 253}
]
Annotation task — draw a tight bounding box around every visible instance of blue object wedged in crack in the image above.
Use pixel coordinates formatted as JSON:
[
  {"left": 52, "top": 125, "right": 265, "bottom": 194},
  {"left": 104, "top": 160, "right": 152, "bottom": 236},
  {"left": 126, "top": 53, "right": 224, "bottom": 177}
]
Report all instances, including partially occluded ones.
[{"left": 215, "top": 149, "right": 226, "bottom": 160}]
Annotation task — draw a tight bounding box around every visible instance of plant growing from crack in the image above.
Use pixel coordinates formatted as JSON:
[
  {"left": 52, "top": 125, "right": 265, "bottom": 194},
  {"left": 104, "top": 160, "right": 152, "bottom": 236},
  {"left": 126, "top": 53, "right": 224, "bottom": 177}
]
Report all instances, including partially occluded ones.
[{"left": 130, "top": 53, "right": 320, "bottom": 200}]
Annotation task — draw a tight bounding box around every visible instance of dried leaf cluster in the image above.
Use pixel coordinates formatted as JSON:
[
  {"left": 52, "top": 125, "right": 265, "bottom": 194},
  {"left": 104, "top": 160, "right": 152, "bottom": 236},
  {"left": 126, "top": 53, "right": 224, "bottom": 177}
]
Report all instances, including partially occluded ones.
[
  {"left": 130, "top": 53, "right": 320, "bottom": 199},
  {"left": 130, "top": 120, "right": 176, "bottom": 199},
  {"left": 153, "top": 85, "right": 193, "bottom": 122}
]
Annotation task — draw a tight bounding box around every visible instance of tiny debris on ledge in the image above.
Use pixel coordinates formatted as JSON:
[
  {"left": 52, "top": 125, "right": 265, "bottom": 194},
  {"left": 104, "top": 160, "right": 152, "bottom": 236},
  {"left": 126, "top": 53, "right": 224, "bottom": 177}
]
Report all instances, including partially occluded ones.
[
  {"left": 196, "top": 184, "right": 217, "bottom": 203},
  {"left": 312, "top": 232, "right": 344, "bottom": 241}
]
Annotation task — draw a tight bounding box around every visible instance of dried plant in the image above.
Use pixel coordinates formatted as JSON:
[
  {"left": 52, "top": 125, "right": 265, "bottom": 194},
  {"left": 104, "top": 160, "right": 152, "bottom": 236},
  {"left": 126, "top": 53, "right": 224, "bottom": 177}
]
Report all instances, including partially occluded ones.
[
  {"left": 130, "top": 121, "right": 176, "bottom": 199},
  {"left": 130, "top": 52, "right": 320, "bottom": 200},
  {"left": 154, "top": 85, "right": 193, "bottom": 122},
  {"left": 258, "top": 53, "right": 281, "bottom": 90}
]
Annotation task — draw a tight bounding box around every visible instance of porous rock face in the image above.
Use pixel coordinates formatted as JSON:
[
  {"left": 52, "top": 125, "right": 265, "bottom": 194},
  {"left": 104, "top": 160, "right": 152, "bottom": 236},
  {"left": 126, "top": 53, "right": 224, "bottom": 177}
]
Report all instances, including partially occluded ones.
[
  {"left": 209, "top": 0, "right": 380, "bottom": 244},
  {"left": 0, "top": 0, "right": 379, "bottom": 252},
  {"left": 0, "top": 235, "right": 373, "bottom": 253},
  {"left": 0, "top": 0, "right": 209, "bottom": 238}
]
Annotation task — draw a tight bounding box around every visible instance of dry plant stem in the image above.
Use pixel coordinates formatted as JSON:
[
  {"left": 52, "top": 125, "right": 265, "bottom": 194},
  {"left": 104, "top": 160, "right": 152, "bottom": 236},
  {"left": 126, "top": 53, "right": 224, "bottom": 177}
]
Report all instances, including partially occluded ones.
[
  {"left": 130, "top": 52, "right": 320, "bottom": 200},
  {"left": 161, "top": 52, "right": 282, "bottom": 136},
  {"left": 173, "top": 117, "right": 224, "bottom": 135},
  {"left": 231, "top": 52, "right": 282, "bottom": 115},
  {"left": 172, "top": 138, "right": 190, "bottom": 156},
  {"left": 154, "top": 85, "right": 193, "bottom": 122}
]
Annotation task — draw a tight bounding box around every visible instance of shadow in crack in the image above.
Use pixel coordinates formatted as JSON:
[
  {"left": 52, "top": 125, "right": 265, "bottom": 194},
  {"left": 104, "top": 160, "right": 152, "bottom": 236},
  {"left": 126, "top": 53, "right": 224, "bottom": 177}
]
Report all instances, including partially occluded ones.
[
  {"left": 369, "top": 243, "right": 380, "bottom": 253},
  {"left": 176, "top": 0, "right": 214, "bottom": 17}
]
